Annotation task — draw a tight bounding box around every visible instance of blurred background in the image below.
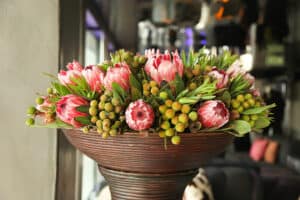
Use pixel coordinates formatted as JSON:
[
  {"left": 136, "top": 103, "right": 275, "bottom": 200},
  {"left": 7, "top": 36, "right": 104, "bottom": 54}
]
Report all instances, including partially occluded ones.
[{"left": 1, "top": 0, "right": 300, "bottom": 200}]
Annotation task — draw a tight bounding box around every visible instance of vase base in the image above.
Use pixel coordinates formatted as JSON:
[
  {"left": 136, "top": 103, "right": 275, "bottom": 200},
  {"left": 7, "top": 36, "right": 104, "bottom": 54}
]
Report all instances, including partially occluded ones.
[{"left": 99, "top": 166, "right": 197, "bottom": 200}]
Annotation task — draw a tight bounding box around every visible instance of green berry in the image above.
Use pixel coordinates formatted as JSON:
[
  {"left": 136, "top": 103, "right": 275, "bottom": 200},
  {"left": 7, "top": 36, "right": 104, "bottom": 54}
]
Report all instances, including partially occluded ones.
[
  {"left": 245, "top": 93, "right": 253, "bottom": 100},
  {"left": 237, "top": 106, "right": 244, "bottom": 113},
  {"left": 181, "top": 104, "right": 191, "bottom": 114},
  {"left": 236, "top": 94, "right": 245, "bottom": 102},
  {"left": 165, "top": 109, "right": 175, "bottom": 119},
  {"left": 103, "top": 119, "right": 111, "bottom": 127},
  {"left": 159, "top": 91, "right": 168, "bottom": 100},
  {"left": 114, "top": 106, "right": 122, "bottom": 113},
  {"left": 242, "top": 115, "right": 250, "bottom": 121},
  {"left": 25, "top": 118, "right": 35, "bottom": 126},
  {"left": 104, "top": 103, "right": 113, "bottom": 112},
  {"left": 161, "top": 121, "right": 170, "bottom": 130},
  {"left": 104, "top": 90, "right": 113, "bottom": 97},
  {"left": 188, "top": 111, "right": 198, "bottom": 121},
  {"left": 35, "top": 97, "right": 44, "bottom": 105},
  {"left": 89, "top": 107, "right": 98, "bottom": 116},
  {"left": 91, "top": 116, "right": 98, "bottom": 123},
  {"left": 102, "top": 132, "right": 109, "bottom": 139},
  {"left": 97, "top": 127, "right": 103, "bottom": 134},
  {"left": 82, "top": 127, "right": 89, "bottom": 134},
  {"left": 138, "top": 56, "right": 147, "bottom": 64},
  {"left": 171, "top": 116, "right": 179, "bottom": 125},
  {"left": 165, "top": 128, "right": 175, "bottom": 137},
  {"left": 98, "top": 101, "right": 105, "bottom": 110},
  {"left": 175, "top": 123, "right": 185, "bottom": 132},
  {"left": 172, "top": 102, "right": 182, "bottom": 111},
  {"left": 149, "top": 80, "right": 157, "bottom": 87},
  {"left": 178, "top": 113, "right": 189, "bottom": 124},
  {"left": 27, "top": 106, "right": 37, "bottom": 115},
  {"left": 159, "top": 131, "right": 166, "bottom": 138},
  {"left": 96, "top": 120, "right": 102, "bottom": 128},
  {"left": 108, "top": 112, "right": 116, "bottom": 120},
  {"left": 143, "top": 83, "right": 150, "bottom": 91},
  {"left": 100, "top": 95, "right": 108, "bottom": 102},
  {"left": 248, "top": 99, "right": 255, "bottom": 107},
  {"left": 47, "top": 88, "right": 53, "bottom": 94},
  {"left": 165, "top": 99, "right": 173, "bottom": 107},
  {"left": 189, "top": 82, "right": 197, "bottom": 90},
  {"left": 90, "top": 100, "right": 98, "bottom": 107},
  {"left": 109, "top": 129, "right": 117, "bottom": 136},
  {"left": 243, "top": 102, "right": 250, "bottom": 109},
  {"left": 150, "top": 87, "right": 159, "bottom": 95},
  {"left": 159, "top": 105, "right": 167, "bottom": 114},
  {"left": 143, "top": 90, "right": 150, "bottom": 96},
  {"left": 99, "top": 111, "right": 107, "bottom": 119},
  {"left": 249, "top": 120, "right": 255, "bottom": 127},
  {"left": 251, "top": 114, "right": 258, "bottom": 121},
  {"left": 171, "top": 135, "right": 181, "bottom": 145},
  {"left": 231, "top": 100, "right": 240, "bottom": 109},
  {"left": 111, "top": 98, "right": 120, "bottom": 106}
]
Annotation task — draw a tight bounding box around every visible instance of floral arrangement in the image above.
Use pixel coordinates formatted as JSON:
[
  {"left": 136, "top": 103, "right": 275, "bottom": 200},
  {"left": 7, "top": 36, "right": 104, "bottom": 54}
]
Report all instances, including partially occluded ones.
[{"left": 25, "top": 49, "right": 275, "bottom": 145}]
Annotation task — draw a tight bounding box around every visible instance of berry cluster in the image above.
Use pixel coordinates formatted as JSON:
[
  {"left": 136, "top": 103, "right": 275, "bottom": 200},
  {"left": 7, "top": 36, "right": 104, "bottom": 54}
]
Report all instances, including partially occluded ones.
[
  {"left": 142, "top": 80, "right": 159, "bottom": 97},
  {"left": 87, "top": 91, "right": 125, "bottom": 138},
  {"left": 158, "top": 96, "right": 198, "bottom": 145},
  {"left": 230, "top": 93, "right": 263, "bottom": 127}
]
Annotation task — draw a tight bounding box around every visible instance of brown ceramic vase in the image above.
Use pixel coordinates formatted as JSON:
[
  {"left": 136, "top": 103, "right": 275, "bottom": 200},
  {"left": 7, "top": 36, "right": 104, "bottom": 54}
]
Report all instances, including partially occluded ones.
[{"left": 63, "top": 129, "right": 233, "bottom": 200}]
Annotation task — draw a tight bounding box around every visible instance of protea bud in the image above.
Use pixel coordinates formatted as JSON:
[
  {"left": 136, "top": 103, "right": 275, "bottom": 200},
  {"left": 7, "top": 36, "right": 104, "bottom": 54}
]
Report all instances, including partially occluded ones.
[
  {"left": 125, "top": 99, "right": 155, "bottom": 131},
  {"left": 103, "top": 63, "right": 131, "bottom": 91},
  {"left": 56, "top": 94, "right": 89, "bottom": 128},
  {"left": 197, "top": 100, "right": 229, "bottom": 128}
]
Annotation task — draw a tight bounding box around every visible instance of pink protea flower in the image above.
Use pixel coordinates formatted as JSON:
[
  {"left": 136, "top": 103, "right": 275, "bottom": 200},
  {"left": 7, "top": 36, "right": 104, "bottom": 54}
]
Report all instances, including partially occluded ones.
[
  {"left": 56, "top": 94, "right": 89, "bottom": 128},
  {"left": 103, "top": 63, "right": 131, "bottom": 91},
  {"left": 82, "top": 65, "right": 104, "bottom": 92},
  {"left": 197, "top": 100, "right": 229, "bottom": 128},
  {"left": 58, "top": 61, "right": 83, "bottom": 86},
  {"left": 208, "top": 68, "right": 229, "bottom": 89},
  {"left": 226, "top": 60, "right": 246, "bottom": 78},
  {"left": 125, "top": 99, "right": 155, "bottom": 131},
  {"left": 144, "top": 49, "right": 183, "bottom": 84}
]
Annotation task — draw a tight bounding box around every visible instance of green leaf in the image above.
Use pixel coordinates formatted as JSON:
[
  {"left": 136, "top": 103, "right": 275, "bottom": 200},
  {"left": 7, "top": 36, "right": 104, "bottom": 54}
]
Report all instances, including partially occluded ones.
[
  {"left": 230, "top": 120, "right": 251, "bottom": 136},
  {"left": 242, "top": 103, "right": 276, "bottom": 115},
  {"left": 254, "top": 116, "right": 271, "bottom": 129},
  {"left": 180, "top": 50, "right": 187, "bottom": 67},
  {"left": 129, "top": 74, "right": 142, "bottom": 100},
  {"left": 31, "top": 119, "right": 72, "bottom": 129},
  {"left": 74, "top": 116, "right": 91, "bottom": 125},
  {"left": 76, "top": 105, "right": 90, "bottom": 114},
  {"left": 173, "top": 73, "right": 185, "bottom": 95},
  {"left": 51, "top": 82, "right": 71, "bottom": 96},
  {"left": 112, "top": 82, "right": 127, "bottom": 104},
  {"left": 219, "top": 91, "right": 231, "bottom": 107},
  {"left": 176, "top": 89, "right": 189, "bottom": 100}
]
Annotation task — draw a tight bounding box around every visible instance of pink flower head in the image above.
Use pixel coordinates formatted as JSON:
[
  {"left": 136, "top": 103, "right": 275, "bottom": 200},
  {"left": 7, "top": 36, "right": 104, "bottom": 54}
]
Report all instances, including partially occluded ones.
[
  {"left": 103, "top": 63, "right": 131, "bottom": 91},
  {"left": 251, "top": 89, "right": 261, "bottom": 97},
  {"left": 82, "top": 65, "right": 104, "bottom": 92},
  {"left": 125, "top": 99, "right": 155, "bottom": 131},
  {"left": 226, "top": 60, "right": 246, "bottom": 78},
  {"left": 243, "top": 73, "right": 255, "bottom": 86},
  {"left": 208, "top": 68, "right": 229, "bottom": 89},
  {"left": 58, "top": 61, "right": 83, "bottom": 86},
  {"left": 144, "top": 49, "right": 183, "bottom": 84},
  {"left": 56, "top": 94, "right": 89, "bottom": 128},
  {"left": 197, "top": 100, "right": 229, "bottom": 128}
]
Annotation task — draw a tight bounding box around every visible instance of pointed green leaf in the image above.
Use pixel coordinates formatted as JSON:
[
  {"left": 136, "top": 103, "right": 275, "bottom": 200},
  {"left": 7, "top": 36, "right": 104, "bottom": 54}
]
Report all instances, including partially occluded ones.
[
  {"left": 76, "top": 105, "right": 90, "bottom": 114},
  {"left": 230, "top": 120, "right": 251, "bottom": 136},
  {"left": 112, "top": 82, "right": 127, "bottom": 104},
  {"left": 254, "top": 116, "right": 271, "bottom": 129},
  {"left": 129, "top": 74, "right": 142, "bottom": 100},
  {"left": 242, "top": 103, "right": 276, "bottom": 115},
  {"left": 173, "top": 73, "right": 185, "bottom": 95},
  {"left": 219, "top": 91, "right": 231, "bottom": 107},
  {"left": 51, "top": 82, "right": 71, "bottom": 96},
  {"left": 74, "top": 116, "right": 91, "bottom": 125}
]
